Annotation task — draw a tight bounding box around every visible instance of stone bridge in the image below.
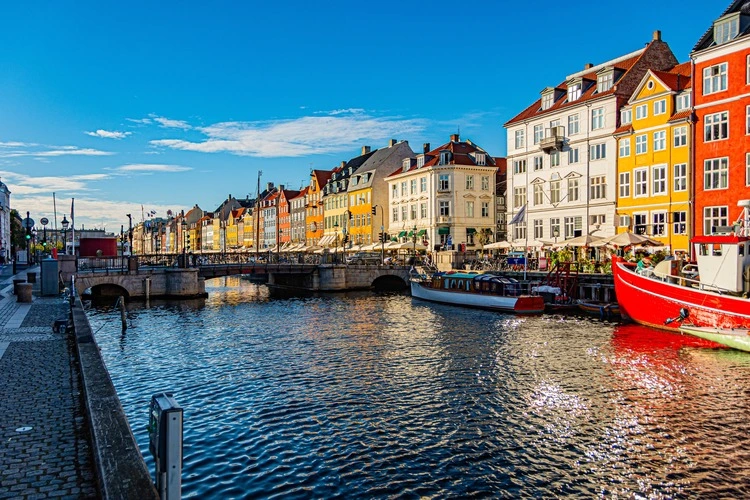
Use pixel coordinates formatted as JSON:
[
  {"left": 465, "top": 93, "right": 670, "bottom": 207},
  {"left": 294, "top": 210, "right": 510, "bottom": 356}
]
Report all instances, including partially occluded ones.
[{"left": 75, "top": 263, "right": 411, "bottom": 299}]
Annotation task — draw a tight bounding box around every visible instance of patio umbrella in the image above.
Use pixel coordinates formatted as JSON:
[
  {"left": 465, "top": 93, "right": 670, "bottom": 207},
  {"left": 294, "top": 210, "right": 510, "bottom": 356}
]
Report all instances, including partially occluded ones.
[
  {"left": 484, "top": 241, "right": 513, "bottom": 250},
  {"left": 554, "top": 234, "right": 605, "bottom": 248},
  {"left": 598, "top": 232, "right": 661, "bottom": 247}
]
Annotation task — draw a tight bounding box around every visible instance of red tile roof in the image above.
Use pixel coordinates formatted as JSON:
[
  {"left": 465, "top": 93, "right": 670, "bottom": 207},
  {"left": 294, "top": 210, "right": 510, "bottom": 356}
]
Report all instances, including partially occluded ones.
[
  {"left": 668, "top": 110, "right": 692, "bottom": 123},
  {"left": 385, "top": 136, "right": 498, "bottom": 178},
  {"left": 652, "top": 62, "right": 692, "bottom": 91},
  {"left": 614, "top": 124, "right": 634, "bottom": 135}
]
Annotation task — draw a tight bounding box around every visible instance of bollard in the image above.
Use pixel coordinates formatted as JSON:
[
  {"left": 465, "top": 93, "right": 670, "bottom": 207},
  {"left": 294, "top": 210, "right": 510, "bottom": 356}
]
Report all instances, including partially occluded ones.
[
  {"left": 17, "top": 283, "right": 33, "bottom": 303},
  {"left": 26, "top": 272, "right": 37, "bottom": 284},
  {"left": 13, "top": 279, "right": 24, "bottom": 295}
]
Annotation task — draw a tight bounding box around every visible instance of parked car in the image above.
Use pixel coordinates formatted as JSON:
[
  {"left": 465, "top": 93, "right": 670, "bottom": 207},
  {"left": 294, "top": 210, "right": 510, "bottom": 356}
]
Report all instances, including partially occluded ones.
[{"left": 345, "top": 252, "right": 381, "bottom": 265}]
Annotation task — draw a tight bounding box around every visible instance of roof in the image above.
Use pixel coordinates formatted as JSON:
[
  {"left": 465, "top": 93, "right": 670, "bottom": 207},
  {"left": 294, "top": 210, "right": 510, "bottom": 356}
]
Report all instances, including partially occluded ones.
[
  {"left": 650, "top": 62, "right": 692, "bottom": 91},
  {"left": 505, "top": 37, "right": 676, "bottom": 126},
  {"left": 613, "top": 124, "right": 634, "bottom": 136},
  {"left": 668, "top": 110, "right": 692, "bottom": 123},
  {"left": 692, "top": 1, "right": 750, "bottom": 52},
  {"left": 386, "top": 135, "right": 497, "bottom": 178}
]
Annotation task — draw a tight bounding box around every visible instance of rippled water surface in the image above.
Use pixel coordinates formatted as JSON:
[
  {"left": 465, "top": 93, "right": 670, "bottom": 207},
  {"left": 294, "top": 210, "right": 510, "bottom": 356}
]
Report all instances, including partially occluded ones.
[{"left": 86, "top": 276, "right": 750, "bottom": 498}]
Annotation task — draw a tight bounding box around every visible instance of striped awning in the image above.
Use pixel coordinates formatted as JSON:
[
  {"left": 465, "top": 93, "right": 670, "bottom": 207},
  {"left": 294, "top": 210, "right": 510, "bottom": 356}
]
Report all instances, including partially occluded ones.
[{"left": 397, "top": 231, "right": 407, "bottom": 237}]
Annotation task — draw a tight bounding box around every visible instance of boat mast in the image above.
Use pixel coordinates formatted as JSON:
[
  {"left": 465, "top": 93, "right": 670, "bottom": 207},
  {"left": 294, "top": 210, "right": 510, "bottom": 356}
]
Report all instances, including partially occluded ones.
[{"left": 255, "top": 170, "right": 262, "bottom": 259}]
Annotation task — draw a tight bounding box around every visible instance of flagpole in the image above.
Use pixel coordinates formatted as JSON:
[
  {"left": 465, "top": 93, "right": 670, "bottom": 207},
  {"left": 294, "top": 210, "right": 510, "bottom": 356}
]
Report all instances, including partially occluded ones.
[
  {"left": 70, "top": 198, "right": 75, "bottom": 257},
  {"left": 523, "top": 203, "right": 528, "bottom": 281}
]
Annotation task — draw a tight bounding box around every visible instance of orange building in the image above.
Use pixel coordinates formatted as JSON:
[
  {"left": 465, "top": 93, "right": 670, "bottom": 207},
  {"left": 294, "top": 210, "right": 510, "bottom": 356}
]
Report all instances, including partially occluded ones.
[
  {"left": 692, "top": 1, "right": 750, "bottom": 236},
  {"left": 305, "top": 170, "right": 333, "bottom": 245}
]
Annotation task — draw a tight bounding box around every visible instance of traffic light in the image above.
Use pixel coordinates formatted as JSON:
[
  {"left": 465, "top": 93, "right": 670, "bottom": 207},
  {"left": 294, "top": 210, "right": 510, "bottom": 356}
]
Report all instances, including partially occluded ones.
[
  {"left": 25, "top": 233, "right": 31, "bottom": 241},
  {"left": 348, "top": 211, "right": 353, "bottom": 221},
  {"left": 378, "top": 232, "right": 383, "bottom": 243},
  {"left": 342, "top": 235, "right": 349, "bottom": 244},
  {"left": 371, "top": 207, "right": 377, "bottom": 215}
]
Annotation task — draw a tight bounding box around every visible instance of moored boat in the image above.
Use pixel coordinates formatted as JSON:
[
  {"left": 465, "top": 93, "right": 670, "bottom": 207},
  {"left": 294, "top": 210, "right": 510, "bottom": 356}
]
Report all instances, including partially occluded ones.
[
  {"left": 577, "top": 300, "right": 621, "bottom": 320},
  {"left": 612, "top": 200, "right": 750, "bottom": 331},
  {"left": 679, "top": 325, "right": 750, "bottom": 353},
  {"left": 410, "top": 271, "right": 544, "bottom": 314}
]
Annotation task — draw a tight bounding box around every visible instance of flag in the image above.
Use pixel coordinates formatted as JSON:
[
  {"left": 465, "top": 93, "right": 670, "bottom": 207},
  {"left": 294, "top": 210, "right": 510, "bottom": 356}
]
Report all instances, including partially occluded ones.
[
  {"left": 70, "top": 198, "right": 74, "bottom": 227},
  {"left": 509, "top": 204, "right": 526, "bottom": 225}
]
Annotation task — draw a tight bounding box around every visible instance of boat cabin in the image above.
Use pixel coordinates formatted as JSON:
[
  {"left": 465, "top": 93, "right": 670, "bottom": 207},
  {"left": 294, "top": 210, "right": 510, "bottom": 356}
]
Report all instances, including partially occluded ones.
[{"left": 431, "top": 272, "right": 521, "bottom": 296}]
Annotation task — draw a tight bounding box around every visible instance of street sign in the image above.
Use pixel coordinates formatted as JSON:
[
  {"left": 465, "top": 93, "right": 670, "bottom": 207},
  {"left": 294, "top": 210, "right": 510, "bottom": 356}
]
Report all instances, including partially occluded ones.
[
  {"left": 23, "top": 217, "right": 34, "bottom": 229},
  {"left": 40, "top": 217, "right": 49, "bottom": 226}
]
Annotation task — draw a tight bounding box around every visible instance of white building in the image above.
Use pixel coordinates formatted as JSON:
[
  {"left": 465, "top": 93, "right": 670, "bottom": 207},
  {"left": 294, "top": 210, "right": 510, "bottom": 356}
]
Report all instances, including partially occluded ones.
[
  {"left": 503, "top": 32, "right": 677, "bottom": 247},
  {"left": 0, "top": 180, "right": 9, "bottom": 261}
]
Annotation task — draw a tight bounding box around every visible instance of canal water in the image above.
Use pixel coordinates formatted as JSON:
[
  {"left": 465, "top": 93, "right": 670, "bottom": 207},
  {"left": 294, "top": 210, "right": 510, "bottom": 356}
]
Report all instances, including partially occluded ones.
[{"left": 86, "top": 276, "right": 750, "bottom": 498}]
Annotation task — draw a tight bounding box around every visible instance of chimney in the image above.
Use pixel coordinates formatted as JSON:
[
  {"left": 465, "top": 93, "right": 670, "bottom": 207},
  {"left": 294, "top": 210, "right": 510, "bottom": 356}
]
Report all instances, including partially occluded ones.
[
  {"left": 388, "top": 139, "right": 397, "bottom": 147},
  {"left": 279, "top": 184, "right": 285, "bottom": 191},
  {"left": 267, "top": 182, "right": 274, "bottom": 191},
  {"left": 423, "top": 143, "right": 430, "bottom": 153},
  {"left": 228, "top": 194, "right": 232, "bottom": 200},
  {"left": 584, "top": 63, "right": 593, "bottom": 70},
  {"left": 361, "top": 146, "right": 371, "bottom": 155},
  {"left": 450, "top": 134, "right": 460, "bottom": 142},
  {"left": 652, "top": 30, "right": 661, "bottom": 41}
]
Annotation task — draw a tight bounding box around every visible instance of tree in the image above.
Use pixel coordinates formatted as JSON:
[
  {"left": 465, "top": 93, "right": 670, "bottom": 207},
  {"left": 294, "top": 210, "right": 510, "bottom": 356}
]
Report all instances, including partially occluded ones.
[
  {"left": 10, "top": 209, "right": 26, "bottom": 252},
  {"left": 477, "top": 228, "right": 493, "bottom": 252}
]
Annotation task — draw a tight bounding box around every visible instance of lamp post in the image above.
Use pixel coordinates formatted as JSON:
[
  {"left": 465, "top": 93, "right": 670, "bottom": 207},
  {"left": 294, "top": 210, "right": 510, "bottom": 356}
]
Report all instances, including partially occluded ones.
[
  {"left": 181, "top": 219, "right": 187, "bottom": 268},
  {"left": 61, "top": 215, "right": 69, "bottom": 255},
  {"left": 413, "top": 225, "right": 417, "bottom": 263},
  {"left": 333, "top": 221, "right": 339, "bottom": 264},
  {"left": 373, "top": 204, "right": 385, "bottom": 264},
  {"left": 126, "top": 213, "right": 133, "bottom": 256},
  {"left": 277, "top": 227, "right": 282, "bottom": 263}
]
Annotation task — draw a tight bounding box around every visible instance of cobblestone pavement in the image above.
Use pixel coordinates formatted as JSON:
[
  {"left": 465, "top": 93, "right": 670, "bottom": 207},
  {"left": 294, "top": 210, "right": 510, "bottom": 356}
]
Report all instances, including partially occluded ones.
[{"left": 0, "top": 266, "right": 99, "bottom": 498}]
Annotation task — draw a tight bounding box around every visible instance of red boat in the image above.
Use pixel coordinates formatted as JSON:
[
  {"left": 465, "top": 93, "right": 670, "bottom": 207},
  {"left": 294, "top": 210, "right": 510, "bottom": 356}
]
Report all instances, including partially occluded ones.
[{"left": 612, "top": 201, "right": 750, "bottom": 331}]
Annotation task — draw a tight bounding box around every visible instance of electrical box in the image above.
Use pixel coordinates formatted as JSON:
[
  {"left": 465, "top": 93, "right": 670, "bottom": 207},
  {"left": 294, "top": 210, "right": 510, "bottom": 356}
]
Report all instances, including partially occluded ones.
[{"left": 149, "top": 392, "right": 183, "bottom": 500}]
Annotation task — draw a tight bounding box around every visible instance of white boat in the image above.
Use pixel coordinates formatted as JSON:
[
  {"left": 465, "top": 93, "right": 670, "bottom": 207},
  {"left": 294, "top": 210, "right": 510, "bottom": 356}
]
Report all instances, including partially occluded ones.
[
  {"left": 679, "top": 325, "right": 750, "bottom": 353},
  {"left": 410, "top": 271, "right": 544, "bottom": 314}
]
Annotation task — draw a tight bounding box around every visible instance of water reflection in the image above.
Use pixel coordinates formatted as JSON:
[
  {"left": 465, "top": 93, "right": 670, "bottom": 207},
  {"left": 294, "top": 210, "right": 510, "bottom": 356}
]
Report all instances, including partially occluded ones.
[{"left": 86, "top": 281, "right": 750, "bottom": 498}]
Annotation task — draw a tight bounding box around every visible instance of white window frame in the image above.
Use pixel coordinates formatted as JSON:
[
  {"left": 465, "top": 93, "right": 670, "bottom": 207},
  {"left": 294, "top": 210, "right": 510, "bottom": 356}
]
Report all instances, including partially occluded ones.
[
  {"left": 533, "top": 156, "right": 543, "bottom": 171},
  {"left": 481, "top": 176, "right": 489, "bottom": 191},
  {"left": 590, "top": 143, "right": 606, "bottom": 160},
  {"left": 514, "top": 129, "right": 525, "bottom": 149},
  {"left": 619, "top": 172, "right": 630, "bottom": 198},
  {"left": 704, "top": 111, "right": 729, "bottom": 142},
  {"left": 420, "top": 177, "right": 427, "bottom": 192},
  {"left": 392, "top": 207, "right": 398, "bottom": 222},
  {"left": 597, "top": 73, "right": 614, "bottom": 93},
  {"left": 673, "top": 126, "right": 687, "bottom": 147},
  {"left": 438, "top": 174, "right": 450, "bottom": 191},
  {"left": 591, "top": 107, "right": 605, "bottom": 130},
  {"left": 533, "top": 184, "right": 544, "bottom": 206},
  {"left": 634, "top": 212, "right": 648, "bottom": 235},
  {"left": 747, "top": 153, "right": 750, "bottom": 186},
  {"left": 621, "top": 109, "right": 632, "bottom": 125},
  {"left": 714, "top": 15, "right": 739, "bottom": 45},
  {"left": 568, "top": 83, "right": 581, "bottom": 102},
  {"left": 619, "top": 138, "right": 631, "bottom": 157},
  {"left": 635, "top": 104, "right": 648, "bottom": 120},
  {"left": 654, "top": 99, "right": 667, "bottom": 115},
  {"left": 568, "top": 148, "right": 579, "bottom": 164},
  {"left": 653, "top": 130, "right": 666, "bottom": 151},
  {"left": 465, "top": 175, "right": 474, "bottom": 190},
  {"left": 704, "top": 206, "right": 728, "bottom": 235},
  {"left": 550, "top": 180, "right": 561, "bottom": 204},
  {"left": 481, "top": 202, "right": 489, "bottom": 218},
  {"left": 674, "top": 163, "right": 687, "bottom": 192},
  {"left": 635, "top": 134, "right": 647, "bottom": 154},
  {"left": 568, "top": 114, "right": 580, "bottom": 135},
  {"left": 439, "top": 201, "right": 451, "bottom": 217},
  {"left": 466, "top": 200, "right": 474, "bottom": 218},
  {"left": 420, "top": 202, "right": 427, "bottom": 219},
  {"left": 513, "top": 187, "right": 526, "bottom": 208},
  {"left": 513, "top": 159, "right": 527, "bottom": 175},
  {"left": 703, "top": 63, "right": 728, "bottom": 95},
  {"left": 673, "top": 211, "right": 687, "bottom": 235},
  {"left": 568, "top": 178, "right": 579, "bottom": 202},
  {"left": 652, "top": 165, "right": 667, "bottom": 195},
  {"left": 542, "top": 92, "right": 554, "bottom": 110},
  {"left": 634, "top": 168, "right": 648, "bottom": 198},
  {"left": 534, "top": 219, "right": 544, "bottom": 239},
  {"left": 533, "top": 124, "right": 544, "bottom": 144},
  {"left": 550, "top": 150, "right": 560, "bottom": 167},
  {"left": 746, "top": 105, "right": 750, "bottom": 135},
  {"left": 704, "top": 157, "right": 729, "bottom": 190},
  {"left": 652, "top": 211, "right": 667, "bottom": 236},
  {"left": 589, "top": 176, "right": 606, "bottom": 200}
]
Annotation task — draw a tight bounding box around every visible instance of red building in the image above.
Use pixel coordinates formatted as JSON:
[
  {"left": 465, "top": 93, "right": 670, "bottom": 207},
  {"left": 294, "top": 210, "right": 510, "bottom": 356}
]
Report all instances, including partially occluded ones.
[{"left": 691, "top": 1, "right": 750, "bottom": 236}]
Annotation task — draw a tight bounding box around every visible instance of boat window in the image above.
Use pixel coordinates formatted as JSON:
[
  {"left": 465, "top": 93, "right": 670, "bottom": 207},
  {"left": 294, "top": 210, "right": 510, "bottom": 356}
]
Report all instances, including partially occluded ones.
[
  {"left": 740, "top": 243, "right": 745, "bottom": 256},
  {"left": 699, "top": 244, "right": 709, "bottom": 256},
  {"left": 713, "top": 244, "right": 722, "bottom": 256}
]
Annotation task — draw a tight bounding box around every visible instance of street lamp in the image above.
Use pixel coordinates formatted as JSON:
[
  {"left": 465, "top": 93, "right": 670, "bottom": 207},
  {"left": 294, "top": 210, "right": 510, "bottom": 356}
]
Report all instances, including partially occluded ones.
[
  {"left": 413, "top": 225, "right": 418, "bottom": 262},
  {"left": 277, "top": 227, "right": 282, "bottom": 263},
  {"left": 61, "top": 215, "right": 69, "bottom": 255},
  {"left": 553, "top": 227, "right": 559, "bottom": 244},
  {"left": 181, "top": 219, "right": 187, "bottom": 268},
  {"left": 333, "top": 221, "right": 339, "bottom": 264}
]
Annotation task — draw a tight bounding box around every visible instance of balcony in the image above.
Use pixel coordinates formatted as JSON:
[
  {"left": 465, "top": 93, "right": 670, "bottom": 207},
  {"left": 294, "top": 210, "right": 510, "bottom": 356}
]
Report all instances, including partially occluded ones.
[
  {"left": 539, "top": 126, "right": 564, "bottom": 152},
  {"left": 437, "top": 216, "right": 452, "bottom": 224}
]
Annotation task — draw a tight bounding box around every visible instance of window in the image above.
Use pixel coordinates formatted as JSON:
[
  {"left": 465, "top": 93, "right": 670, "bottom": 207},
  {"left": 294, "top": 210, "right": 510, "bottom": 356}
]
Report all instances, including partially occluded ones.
[
  {"left": 652, "top": 212, "right": 667, "bottom": 236},
  {"left": 533, "top": 124, "right": 544, "bottom": 144},
  {"left": 568, "top": 114, "right": 580, "bottom": 135},
  {"left": 654, "top": 99, "right": 666, "bottom": 115},
  {"left": 634, "top": 213, "right": 648, "bottom": 235},
  {"left": 590, "top": 176, "right": 606, "bottom": 200},
  {"left": 635, "top": 168, "right": 648, "bottom": 197},
  {"left": 401, "top": 181, "right": 407, "bottom": 196},
  {"left": 550, "top": 218, "right": 561, "bottom": 240},
  {"left": 534, "top": 219, "right": 544, "bottom": 239},
  {"left": 475, "top": 153, "right": 486, "bottom": 166},
  {"left": 542, "top": 92, "right": 554, "bottom": 110},
  {"left": 568, "top": 83, "right": 581, "bottom": 102},
  {"left": 514, "top": 130, "right": 525, "bottom": 149},
  {"left": 481, "top": 176, "right": 489, "bottom": 190},
  {"left": 747, "top": 153, "right": 750, "bottom": 186},
  {"left": 714, "top": 15, "right": 739, "bottom": 45},
  {"left": 703, "top": 63, "right": 728, "bottom": 95},
  {"left": 513, "top": 159, "right": 527, "bottom": 174},
  {"left": 533, "top": 156, "right": 543, "bottom": 171},
  {"left": 673, "top": 211, "right": 687, "bottom": 235},
  {"left": 410, "top": 179, "right": 417, "bottom": 195},
  {"left": 465, "top": 175, "right": 474, "bottom": 190},
  {"left": 590, "top": 143, "right": 606, "bottom": 160},
  {"left": 704, "top": 157, "right": 728, "bottom": 190},
  {"left": 533, "top": 184, "right": 544, "bottom": 205},
  {"left": 590, "top": 214, "right": 605, "bottom": 227},
  {"left": 674, "top": 163, "right": 687, "bottom": 191},
  {"left": 416, "top": 156, "right": 425, "bottom": 168},
  {"left": 467, "top": 230, "right": 476, "bottom": 246},
  {"left": 420, "top": 177, "right": 427, "bottom": 192},
  {"left": 410, "top": 204, "right": 417, "bottom": 220},
  {"left": 564, "top": 216, "right": 581, "bottom": 238},
  {"left": 652, "top": 165, "right": 667, "bottom": 195},
  {"left": 439, "top": 174, "right": 450, "bottom": 191},
  {"left": 568, "top": 148, "right": 579, "bottom": 164},
  {"left": 597, "top": 72, "right": 614, "bottom": 93},
  {"left": 466, "top": 201, "right": 474, "bottom": 217},
  {"left": 746, "top": 105, "right": 750, "bottom": 134},
  {"left": 621, "top": 109, "right": 632, "bottom": 124},
  {"left": 513, "top": 222, "right": 527, "bottom": 241},
  {"left": 673, "top": 126, "right": 687, "bottom": 147},
  {"left": 676, "top": 93, "right": 690, "bottom": 111},
  {"left": 619, "top": 138, "right": 631, "bottom": 157},
  {"left": 619, "top": 172, "right": 630, "bottom": 197},
  {"left": 392, "top": 207, "right": 398, "bottom": 222},
  {"left": 391, "top": 184, "right": 398, "bottom": 198},
  {"left": 704, "top": 111, "right": 728, "bottom": 141},
  {"left": 550, "top": 150, "right": 561, "bottom": 167},
  {"left": 635, "top": 135, "right": 648, "bottom": 154},
  {"left": 439, "top": 151, "right": 451, "bottom": 164},
  {"left": 653, "top": 130, "right": 666, "bottom": 151},
  {"left": 636, "top": 104, "right": 648, "bottom": 120},
  {"left": 568, "top": 178, "right": 579, "bottom": 201},
  {"left": 420, "top": 202, "right": 427, "bottom": 219},
  {"left": 591, "top": 107, "right": 605, "bottom": 130},
  {"left": 550, "top": 180, "right": 561, "bottom": 204},
  {"left": 481, "top": 202, "right": 489, "bottom": 218},
  {"left": 401, "top": 206, "right": 407, "bottom": 221},
  {"left": 514, "top": 187, "right": 526, "bottom": 208},
  {"left": 704, "top": 206, "right": 728, "bottom": 235},
  {"left": 439, "top": 201, "right": 450, "bottom": 217}
]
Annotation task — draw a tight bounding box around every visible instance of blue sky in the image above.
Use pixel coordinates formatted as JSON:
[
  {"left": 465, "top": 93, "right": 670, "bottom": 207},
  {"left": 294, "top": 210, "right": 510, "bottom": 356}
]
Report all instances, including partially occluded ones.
[{"left": 0, "top": 0, "right": 723, "bottom": 231}]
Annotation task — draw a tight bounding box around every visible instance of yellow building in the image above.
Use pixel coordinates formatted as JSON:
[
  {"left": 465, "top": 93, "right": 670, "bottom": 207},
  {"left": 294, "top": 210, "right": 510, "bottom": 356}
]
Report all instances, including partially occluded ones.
[{"left": 615, "top": 63, "right": 692, "bottom": 255}]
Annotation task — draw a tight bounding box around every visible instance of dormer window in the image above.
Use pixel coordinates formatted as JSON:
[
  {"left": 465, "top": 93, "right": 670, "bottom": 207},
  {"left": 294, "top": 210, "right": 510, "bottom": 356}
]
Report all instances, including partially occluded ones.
[
  {"left": 597, "top": 70, "right": 614, "bottom": 93},
  {"left": 439, "top": 151, "right": 451, "bottom": 165},
  {"left": 475, "top": 153, "right": 486, "bottom": 166},
  {"left": 402, "top": 158, "right": 411, "bottom": 172},
  {"left": 416, "top": 155, "right": 425, "bottom": 168},
  {"left": 567, "top": 80, "right": 582, "bottom": 102},
  {"left": 621, "top": 108, "right": 632, "bottom": 125},
  {"left": 541, "top": 88, "right": 555, "bottom": 110},
  {"left": 676, "top": 93, "right": 690, "bottom": 111},
  {"left": 714, "top": 14, "right": 739, "bottom": 45}
]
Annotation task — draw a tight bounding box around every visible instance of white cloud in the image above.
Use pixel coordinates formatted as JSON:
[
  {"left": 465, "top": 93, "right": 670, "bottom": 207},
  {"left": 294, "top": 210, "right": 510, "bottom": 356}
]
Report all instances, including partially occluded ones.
[
  {"left": 149, "top": 114, "right": 192, "bottom": 130},
  {"left": 0, "top": 141, "right": 37, "bottom": 148},
  {"left": 0, "top": 144, "right": 113, "bottom": 158},
  {"left": 115, "top": 164, "right": 192, "bottom": 173},
  {"left": 150, "top": 112, "right": 426, "bottom": 158},
  {"left": 0, "top": 170, "right": 110, "bottom": 195},
  {"left": 85, "top": 129, "right": 132, "bottom": 139},
  {"left": 126, "top": 118, "right": 152, "bottom": 124}
]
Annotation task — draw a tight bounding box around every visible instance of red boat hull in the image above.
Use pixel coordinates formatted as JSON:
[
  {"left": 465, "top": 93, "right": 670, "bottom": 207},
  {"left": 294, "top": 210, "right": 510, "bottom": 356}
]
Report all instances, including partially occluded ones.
[{"left": 612, "top": 257, "right": 750, "bottom": 331}]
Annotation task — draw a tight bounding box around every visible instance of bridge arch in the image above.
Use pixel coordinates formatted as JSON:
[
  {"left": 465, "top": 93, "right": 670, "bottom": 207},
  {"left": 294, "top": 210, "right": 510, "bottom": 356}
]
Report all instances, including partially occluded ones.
[
  {"left": 371, "top": 274, "right": 408, "bottom": 291},
  {"left": 88, "top": 283, "right": 130, "bottom": 298}
]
